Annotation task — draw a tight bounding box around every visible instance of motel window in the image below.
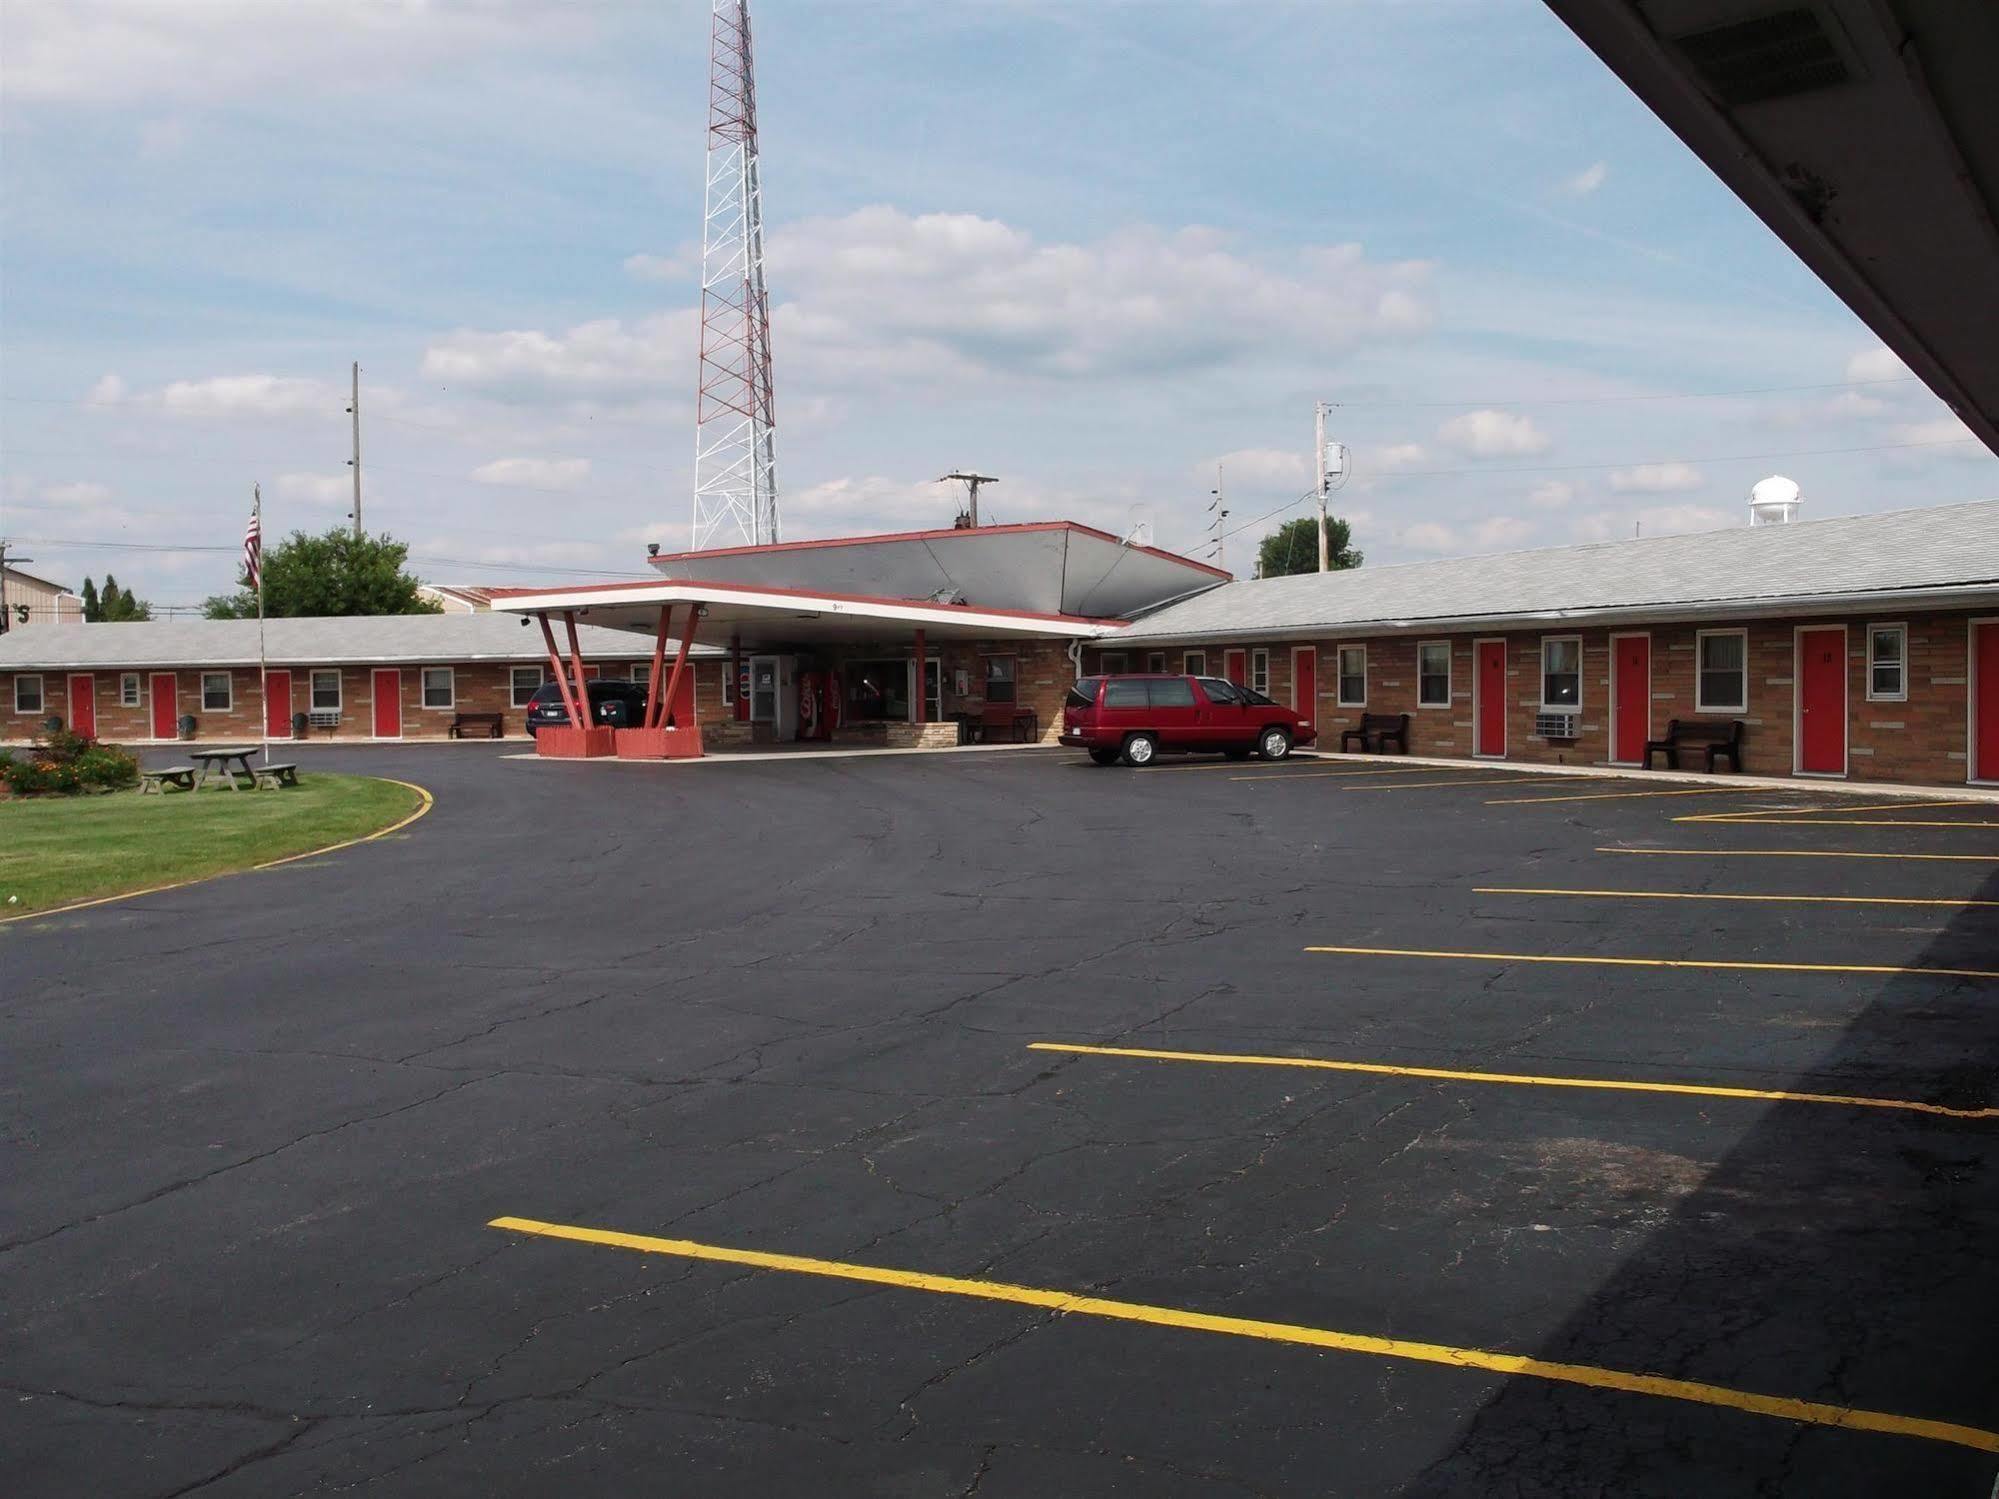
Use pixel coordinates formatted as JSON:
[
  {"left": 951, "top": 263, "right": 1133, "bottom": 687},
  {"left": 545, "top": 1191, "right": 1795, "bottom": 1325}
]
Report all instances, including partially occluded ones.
[
  {"left": 421, "top": 667, "right": 455, "bottom": 710},
  {"left": 984, "top": 655, "right": 1017, "bottom": 705},
  {"left": 1337, "top": 645, "right": 1366, "bottom": 707},
  {"left": 1541, "top": 636, "right": 1582, "bottom": 709},
  {"left": 1250, "top": 649, "right": 1269, "bottom": 695},
  {"left": 120, "top": 673, "right": 141, "bottom": 707},
  {"left": 631, "top": 663, "right": 650, "bottom": 688},
  {"left": 201, "top": 672, "right": 232, "bottom": 712},
  {"left": 14, "top": 674, "right": 43, "bottom": 714},
  {"left": 311, "top": 670, "right": 342, "bottom": 710},
  {"left": 1099, "top": 652, "right": 1128, "bottom": 673},
  {"left": 1867, "top": 625, "right": 1906, "bottom": 701},
  {"left": 1183, "top": 650, "right": 1207, "bottom": 676},
  {"left": 509, "top": 666, "right": 543, "bottom": 708},
  {"left": 1146, "top": 652, "right": 1167, "bottom": 673},
  {"left": 720, "top": 662, "right": 735, "bottom": 708},
  {"left": 1417, "top": 642, "right": 1451, "bottom": 707},
  {"left": 845, "top": 660, "right": 912, "bottom": 722},
  {"left": 923, "top": 658, "right": 942, "bottom": 721},
  {"left": 1695, "top": 630, "right": 1747, "bottom": 713}
]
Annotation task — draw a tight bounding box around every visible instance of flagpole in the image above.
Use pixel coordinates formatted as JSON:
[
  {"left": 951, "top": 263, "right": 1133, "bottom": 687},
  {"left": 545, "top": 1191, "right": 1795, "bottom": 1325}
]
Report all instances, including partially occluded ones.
[{"left": 255, "top": 483, "right": 269, "bottom": 765}]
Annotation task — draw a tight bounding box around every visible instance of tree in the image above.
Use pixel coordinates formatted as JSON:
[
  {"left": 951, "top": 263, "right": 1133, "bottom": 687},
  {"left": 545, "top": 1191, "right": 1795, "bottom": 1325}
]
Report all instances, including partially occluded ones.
[
  {"left": 1257, "top": 515, "right": 1362, "bottom": 579},
  {"left": 204, "top": 528, "right": 441, "bottom": 619},
  {"left": 84, "top": 574, "right": 152, "bottom": 622}
]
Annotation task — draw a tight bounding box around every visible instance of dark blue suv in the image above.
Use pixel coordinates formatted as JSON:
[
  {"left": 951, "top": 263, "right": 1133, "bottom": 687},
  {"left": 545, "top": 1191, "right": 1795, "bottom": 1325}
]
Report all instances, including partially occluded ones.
[{"left": 524, "top": 680, "right": 650, "bottom": 736}]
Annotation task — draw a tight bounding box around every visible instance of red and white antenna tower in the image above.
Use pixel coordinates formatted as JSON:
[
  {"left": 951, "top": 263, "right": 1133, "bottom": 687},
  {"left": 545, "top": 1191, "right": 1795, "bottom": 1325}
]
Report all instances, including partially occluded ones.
[{"left": 693, "top": 0, "right": 779, "bottom": 549}]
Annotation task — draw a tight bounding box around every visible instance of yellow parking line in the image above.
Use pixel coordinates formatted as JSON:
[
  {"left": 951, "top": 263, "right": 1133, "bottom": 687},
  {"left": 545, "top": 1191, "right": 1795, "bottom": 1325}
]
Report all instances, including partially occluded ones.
[
  {"left": 1682, "top": 818, "right": 1999, "bottom": 829},
  {"left": 487, "top": 1216, "right": 1999, "bottom": 1455},
  {"left": 1027, "top": 1041, "right": 1997, "bottom": 1120},
  {"left": 1198, "top": 763, "right": 1430, "bottom": 779},
  {"left": 1680, "top": 799, "right": 1981, "bottom": 824},
  {"left": 1598, "top": 847, "right": 1999, "bottom": 864},
  {"left": 1475, "top": 886, "right": 1999, "bottom": 910},
  {"left": 1485, "top": 786, "right": 1765, "bottom": 806},
  {"left": 1304, "top": 943, "right": 1999, "bottom": 981},
  {"left": 1331, "top": 776, "right": 1540, "bottom": 792}
]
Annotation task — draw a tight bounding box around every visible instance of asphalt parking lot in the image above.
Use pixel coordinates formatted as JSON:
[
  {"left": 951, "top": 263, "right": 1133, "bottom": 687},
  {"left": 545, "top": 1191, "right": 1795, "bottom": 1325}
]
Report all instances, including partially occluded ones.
[{"left": 5, "top": 744, "right": 1996, "bottom": 1497}]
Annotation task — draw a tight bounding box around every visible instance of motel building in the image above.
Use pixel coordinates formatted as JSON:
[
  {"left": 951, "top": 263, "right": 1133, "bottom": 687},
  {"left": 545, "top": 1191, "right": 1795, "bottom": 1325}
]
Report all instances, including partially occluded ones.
[{"left": 7, "top": 499, "right": 1999, "bottom": 787}]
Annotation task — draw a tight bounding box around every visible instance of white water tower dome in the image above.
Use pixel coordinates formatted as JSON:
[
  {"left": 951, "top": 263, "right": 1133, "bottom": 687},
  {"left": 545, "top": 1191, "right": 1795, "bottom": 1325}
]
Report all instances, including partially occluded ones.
[{"left": 1749, "top": 474, "right": 1802, "bottom": 526}]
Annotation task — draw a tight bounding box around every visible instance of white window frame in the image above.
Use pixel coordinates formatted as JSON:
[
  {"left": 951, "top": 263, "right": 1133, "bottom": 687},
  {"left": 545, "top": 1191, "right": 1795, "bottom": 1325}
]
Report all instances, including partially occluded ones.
[
  {"left": 1336, "top": 644, "right": 1366, "bottom": 708},
  {"left": 1249, "top": 649, "right": 1270, "bottom": 696},
  {"left": 1098, "top": 651, "right": 1129, "bottom": 674},
  {"left": 1539, "top": 634, "right": 1583, "bottom": 713},
  {"left": 1183, "top": 649, "right": 1207, "bottom": 676},
  {"left": 420, "top": 666, "right": 455, "bottom": 710},
  {"left": 1694, "top": 628, "right": 1749, "bottom": 714},
  {"left": 631, "top": 662, "right": 651, "bottom": 688},
  {"left": 1145, "top": 651, "right": 1167, "bottom": 673},
  {"left": 720, "top": 660, "right": 736, "bottom": 708},
  {"left": 13, "top": 673, "right": 44, "bottom": 714},
  {"left": 201, "top": 672, "right": 233, "bottom": 712},
  {"left": 1865, "top": 622, "right": 1907, "bottom": 703},
  {"left": 310, "top": 669, "right": 343, "bottom": 711},
  {"left": 119, "top": 672, "right": 141, "bottom": 707},
  {"left": 509, "top": 666, "right": 543, "bottom": 708},
  {"left": 919, "top": 653, "right": 943, "bottom": 721},
  {"left": 1417, "top": 640, "right": 1452, "bottom": 709}
]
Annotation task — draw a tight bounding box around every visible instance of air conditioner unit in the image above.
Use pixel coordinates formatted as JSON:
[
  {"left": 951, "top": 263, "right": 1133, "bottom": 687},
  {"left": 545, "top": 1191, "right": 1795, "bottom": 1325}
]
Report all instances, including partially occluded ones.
[{"left": 1535, "top": 712, "right": 1578, "bottom": 740}]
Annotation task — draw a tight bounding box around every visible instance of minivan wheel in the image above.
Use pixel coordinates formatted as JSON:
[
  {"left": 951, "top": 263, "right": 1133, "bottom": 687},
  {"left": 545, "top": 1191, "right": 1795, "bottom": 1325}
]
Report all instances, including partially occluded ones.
[
  {"left": 1088, "top": 747, "right": 1120, "bottom": 766},
  {"left": 1122, "top": 733, "right": 1159, "bottom": 767},
  {"left": 1259, "top": 727, "right": 1292, "bottom": 760}
]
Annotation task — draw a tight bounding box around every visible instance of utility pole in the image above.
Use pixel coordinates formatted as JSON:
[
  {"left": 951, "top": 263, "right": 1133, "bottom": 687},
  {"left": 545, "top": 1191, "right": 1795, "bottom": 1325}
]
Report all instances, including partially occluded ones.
[
  {"left": 346, "top": 361, "right": 362, "bottom": 539},
  {"left": 1314, "top": 401, "right": 1330, "bottom": 573},
  {"left": 939, "top": 472, "right": 997, "bottom": 528},
  {"left": 1208, "top": 465, "right": 1229, "bottom": 572},
  {"left": 0, "top": 541, "right": 26, "bottom": 633}
]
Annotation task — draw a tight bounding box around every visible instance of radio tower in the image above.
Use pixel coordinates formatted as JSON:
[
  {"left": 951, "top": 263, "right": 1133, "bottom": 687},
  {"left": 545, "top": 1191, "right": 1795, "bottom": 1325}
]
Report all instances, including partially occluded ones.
[{"left": 692, "top": 0, "right": 780, "bottom": 550}]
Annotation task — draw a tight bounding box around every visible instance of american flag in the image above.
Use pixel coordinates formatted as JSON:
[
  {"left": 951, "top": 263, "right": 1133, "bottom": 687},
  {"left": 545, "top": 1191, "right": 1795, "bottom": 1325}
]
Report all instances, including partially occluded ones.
[{"left": 243, "top": 507, "right": 262, "bottom": 592}]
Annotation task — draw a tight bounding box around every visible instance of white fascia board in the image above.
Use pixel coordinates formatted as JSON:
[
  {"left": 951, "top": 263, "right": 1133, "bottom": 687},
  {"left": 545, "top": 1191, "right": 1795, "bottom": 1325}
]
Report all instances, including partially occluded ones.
[{"left": 498, "top": 584, "right": 1117, "bottom": 639}]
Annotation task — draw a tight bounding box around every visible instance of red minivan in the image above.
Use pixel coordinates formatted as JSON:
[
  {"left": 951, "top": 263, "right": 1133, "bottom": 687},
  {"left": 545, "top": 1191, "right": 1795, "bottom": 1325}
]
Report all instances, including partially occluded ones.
[{"left": 1060, "top": 674, "right": 1316, "bottom": 766}]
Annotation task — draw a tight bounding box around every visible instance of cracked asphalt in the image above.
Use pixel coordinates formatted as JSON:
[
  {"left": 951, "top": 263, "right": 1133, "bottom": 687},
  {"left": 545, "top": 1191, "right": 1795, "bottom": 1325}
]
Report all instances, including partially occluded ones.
[{"left": 4, "top": 744, "right": 1996, "bottom": 1496}]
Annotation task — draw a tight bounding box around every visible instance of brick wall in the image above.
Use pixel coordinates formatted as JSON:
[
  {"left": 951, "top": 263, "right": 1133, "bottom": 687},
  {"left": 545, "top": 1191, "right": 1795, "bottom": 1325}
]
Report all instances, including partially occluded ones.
[
  {"left": 1088, "top": 608, "right": 1995, "bottom": 786},
  {"left": 5, "top": 659, "right": 653, "bottom": 744}
]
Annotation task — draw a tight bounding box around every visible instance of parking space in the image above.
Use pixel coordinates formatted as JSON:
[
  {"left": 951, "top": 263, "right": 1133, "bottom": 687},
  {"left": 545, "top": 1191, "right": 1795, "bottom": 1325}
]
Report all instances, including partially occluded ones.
[{"left": 4, "top": 744, "right": 1995, "bottom": 1496}]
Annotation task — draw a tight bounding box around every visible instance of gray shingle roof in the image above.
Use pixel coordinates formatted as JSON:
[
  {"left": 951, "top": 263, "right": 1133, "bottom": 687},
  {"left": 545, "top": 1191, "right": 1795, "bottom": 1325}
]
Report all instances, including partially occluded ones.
[
  {"left": 1116, "top": 500, "right": 1999, "bottom": 642},
  {"left": 0, "top": 613, "right": 721, "bottom": 670}
]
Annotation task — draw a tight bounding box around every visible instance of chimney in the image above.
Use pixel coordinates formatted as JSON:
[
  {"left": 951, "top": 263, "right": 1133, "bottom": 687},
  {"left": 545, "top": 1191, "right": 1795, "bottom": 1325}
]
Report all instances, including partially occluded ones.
[{"left": 1748, "top": 474, "right": 1801, "bottom": 526}]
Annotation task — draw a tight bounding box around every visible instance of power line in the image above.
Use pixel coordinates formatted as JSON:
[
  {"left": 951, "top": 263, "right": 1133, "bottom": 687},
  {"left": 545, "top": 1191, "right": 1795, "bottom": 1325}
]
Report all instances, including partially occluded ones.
[{"left": 1321, "top": 376, "right": 1924, "bottom": 410}]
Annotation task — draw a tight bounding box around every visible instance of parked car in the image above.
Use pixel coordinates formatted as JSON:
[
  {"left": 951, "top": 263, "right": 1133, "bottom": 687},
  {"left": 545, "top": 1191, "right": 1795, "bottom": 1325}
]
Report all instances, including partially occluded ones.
[
  {"left": 1060, "top": 674, "right": 1317, "bottom": 766},
  {"left": 524, "top": 679, "right": 650, "bottom": 735}
]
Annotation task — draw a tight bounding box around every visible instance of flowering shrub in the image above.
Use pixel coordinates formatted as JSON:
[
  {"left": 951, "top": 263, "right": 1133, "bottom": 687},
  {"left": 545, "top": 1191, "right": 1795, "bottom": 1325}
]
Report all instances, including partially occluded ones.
[{"left": 1, "top": 733, "right": 139, "bottom": 795}]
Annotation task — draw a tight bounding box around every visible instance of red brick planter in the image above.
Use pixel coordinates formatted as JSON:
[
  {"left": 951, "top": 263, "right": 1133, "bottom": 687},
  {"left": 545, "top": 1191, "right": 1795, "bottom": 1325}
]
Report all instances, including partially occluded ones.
[
  {"left": 612, "top": 725, "right": 704, "bottom": 760},
  {"left": 535, "top": 726, "right": 617, "bottom": 758}
]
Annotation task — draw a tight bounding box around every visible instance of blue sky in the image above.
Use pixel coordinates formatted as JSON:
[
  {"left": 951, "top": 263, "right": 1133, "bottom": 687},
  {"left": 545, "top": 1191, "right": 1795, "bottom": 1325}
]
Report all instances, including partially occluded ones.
[{"left": 3, "top": 0, "right": 1992, "bottom": 611}]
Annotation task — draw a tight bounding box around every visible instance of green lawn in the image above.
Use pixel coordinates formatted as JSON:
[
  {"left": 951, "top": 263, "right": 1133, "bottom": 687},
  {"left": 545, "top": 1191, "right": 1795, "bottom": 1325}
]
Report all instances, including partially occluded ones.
[{"left": 0, "top": 772, "right": 426, "bottom": 915}]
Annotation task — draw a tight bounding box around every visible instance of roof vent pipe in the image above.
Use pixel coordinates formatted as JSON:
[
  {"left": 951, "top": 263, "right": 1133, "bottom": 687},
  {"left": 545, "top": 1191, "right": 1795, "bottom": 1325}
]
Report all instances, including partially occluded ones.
[{"left": 1749, "top": 474, "right": 1802, "bottom": 526}]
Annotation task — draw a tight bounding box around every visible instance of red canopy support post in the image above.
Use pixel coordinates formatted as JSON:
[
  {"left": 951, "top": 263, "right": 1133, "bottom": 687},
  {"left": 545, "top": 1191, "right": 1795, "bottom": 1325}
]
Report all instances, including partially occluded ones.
[
  {"left": 643, "top": 604, "right": 674, "bottom": 730},
  {"left": 732, "top": 634, "right": 747, "bottom": 721},
  {"left": 537, "top": 612, "right": 582, "bottom": 727},
  {"left": 912, "top": 628, "right": 927, "bottom": 726},
  {"left": 660, "top": 603, "right": 699, "bottom": 730},
  {"left": 562, "top": 611, "right": 592, "bottom": 725}
]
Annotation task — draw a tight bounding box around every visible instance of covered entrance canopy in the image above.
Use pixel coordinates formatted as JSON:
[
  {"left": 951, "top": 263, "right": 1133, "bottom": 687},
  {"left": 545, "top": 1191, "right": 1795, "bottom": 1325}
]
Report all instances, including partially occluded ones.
[{"left": 492, "top": 578, "right": 1122, "bottom": 758}]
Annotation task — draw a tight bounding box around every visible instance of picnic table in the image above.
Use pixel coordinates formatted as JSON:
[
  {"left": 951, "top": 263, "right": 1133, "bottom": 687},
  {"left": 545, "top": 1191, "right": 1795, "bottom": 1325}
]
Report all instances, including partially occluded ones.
[{"left": 189, "top": 746, "right": 302, "bottom": 791}]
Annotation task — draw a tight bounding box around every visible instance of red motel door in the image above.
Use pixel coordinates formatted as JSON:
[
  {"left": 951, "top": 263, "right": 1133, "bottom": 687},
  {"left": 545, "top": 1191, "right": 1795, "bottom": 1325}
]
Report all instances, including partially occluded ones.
[
  {"left": 1291, "top": 648, "right": 1317, "bottom": 732},
  {"left": 1476, "top": 641, "right": 1506, "bottom": 757},
  {"left": 67, "top": 674, "right": 97, "bottom": 739},
  {"left": 265, "top": 670, "right": 293, "bottom": 739},
  {"left": 1612, "top": 635, "right": 1650, "bottom": 764},
  {"left": 150, "top": 673, "right": 178, "bottom": 739},
  {"left": 371, "top": 669, "right": 403, "bottom": 738},
  {"left": 1797, "top": 627, "right": 1846, "bottom": 774},
  {"left": 1223, "top": 649, "right": 1246, "bottom": 686},
  {"left": 1977, "top": 622, "right": 1999, "bottom": 782}
]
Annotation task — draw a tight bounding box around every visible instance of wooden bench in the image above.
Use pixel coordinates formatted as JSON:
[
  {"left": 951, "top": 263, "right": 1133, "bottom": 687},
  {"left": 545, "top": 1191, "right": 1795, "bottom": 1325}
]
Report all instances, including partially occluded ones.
[
  {"left": 449, "top": 712, "right": 506, "bottom": 739},
  {"left": 251, "top": 762, "right": 300, "bottom": 790},
  {"left": 975, "top": 702, "right": 1038, "bottom": 743},
  {"left": 138, "top": 766, "right": 197, "bottom": 795},
  {"left": 1644, "top": 719, "right": 1743, "bottom": 772},
  {"left": 1340, "top": 712, "right": 1409, "bottom": 754}
]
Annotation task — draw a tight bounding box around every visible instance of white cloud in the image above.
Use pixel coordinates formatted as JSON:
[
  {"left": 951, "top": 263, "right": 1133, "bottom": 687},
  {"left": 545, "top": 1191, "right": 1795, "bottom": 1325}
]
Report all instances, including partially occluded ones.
[
  {"left": 623, "top": 248, "right": 698, "bottom": 283},
  {"left": 1375, "top": 443, "right": 1428, "bottom": 472},
  {"left": 274, "top": 472, "right": 349, "bottom": 506},
  {"left": 1846, "top": 345, "right": 1909, "bottom": 383},
  {"left": 1561, "top": 162, "right": 1609, "bottom": 197},
  {"left": 154, "top": 374, "right": 340, "bottom": 418},
  {"left": 1892, "top": 415, "right": 1978, "bottom": 447},
  {"left": 1400, "top": 521, "right": 1458, "bottom": 552},
  {"left": 470, "top": 457, "right": 591, "bottom": 491},
  {"left": 422, "top": 314, "right": 696, "bottom": 399},
  {"left": 1471, "top": 515, "right": 1534, "bottom": 549},
  {"left": 1822, "top": 389, "right": 1886, "bottom": 419},
  {"left": 1609, "top": 462, "right": 1703, "bottom": 493},
  {"left": 86, "top": 374, "right": 126, "bottom": 407},
  {"left": 1437, "top": 408, "right": 1549, "bottom": 458},
  {"left": 1574, "top": 504, "right": 1734, "bottom": 542},
  {"left": 42, "top": 481, "right": 113, "bottom": 507},
  {"left": 1206, "top": 448, "right": 1307, "bottom": 489},
  {"left": 1527, "top": 480, "right": 1575, "bottom": 510}
]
